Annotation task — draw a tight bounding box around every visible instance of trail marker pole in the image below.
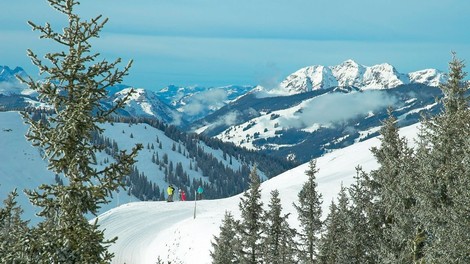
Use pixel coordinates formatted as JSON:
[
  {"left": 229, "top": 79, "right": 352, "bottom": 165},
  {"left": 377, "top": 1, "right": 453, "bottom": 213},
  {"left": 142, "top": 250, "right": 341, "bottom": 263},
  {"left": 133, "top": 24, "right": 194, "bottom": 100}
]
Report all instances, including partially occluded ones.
[{"left": 193, "top": 190, "right": 197, "bottom": 219}]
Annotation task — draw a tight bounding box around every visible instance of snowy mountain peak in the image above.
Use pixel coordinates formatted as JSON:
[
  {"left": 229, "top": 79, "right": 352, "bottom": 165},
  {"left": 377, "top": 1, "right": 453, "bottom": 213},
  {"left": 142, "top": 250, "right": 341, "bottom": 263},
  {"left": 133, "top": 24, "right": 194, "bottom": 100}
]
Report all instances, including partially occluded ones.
[
  {"left": 0, "top": 65, "right": 25, "bottom": 80},
  {"left": 362, "top": 63, "right": 409, "bottom": 89},
  {"left": 112, "top": 88, "right": 179, "bottom": 124},
  {"left": 408, "top": 69, "right": 446, "bottom": 87},
  {"left": 280, "top": 65, "right": 338, "bottom": 93},
  {"left": 279, "top": 60, "right": 444, "bottom": 94},
  {"left": 331, "top": 59, "right": 366, "bottom": 87},
  {"left": 0, "top": 65, "right": 32, "bottom": 96}
]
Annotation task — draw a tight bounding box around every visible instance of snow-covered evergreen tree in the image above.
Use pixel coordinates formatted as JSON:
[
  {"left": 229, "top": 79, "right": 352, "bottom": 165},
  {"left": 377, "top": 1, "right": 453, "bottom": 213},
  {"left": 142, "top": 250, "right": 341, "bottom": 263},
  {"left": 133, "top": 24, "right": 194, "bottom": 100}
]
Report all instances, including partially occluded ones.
[
  {"left": 211, "top": 211, "right": 240, "bottom": 264},
  {"left": 262, "top": 190, "right": 298, "bottom": 264},
  {"left": 237, "top": 165, "right": 265, "bottom": 264},
  {"left": 414, "top": 53, "right": 470, "bottom": 263},
  {"left": 16, "top": 0, "right": 141, "bottom": 262},
  {"left": 347, "top": 167, "right": 378, "bottom": 264},
  {"left": 317, "top": 186, "right": 352, "bottom": 264},
  {"left": 370, "top": 111, "right": 418, "bottom": 263},
  {"left": 293, "top": 159, "right": 323, "bottom": 263},
  {"left": 0, "top": 190, "right": 31, "bottom": 262}
]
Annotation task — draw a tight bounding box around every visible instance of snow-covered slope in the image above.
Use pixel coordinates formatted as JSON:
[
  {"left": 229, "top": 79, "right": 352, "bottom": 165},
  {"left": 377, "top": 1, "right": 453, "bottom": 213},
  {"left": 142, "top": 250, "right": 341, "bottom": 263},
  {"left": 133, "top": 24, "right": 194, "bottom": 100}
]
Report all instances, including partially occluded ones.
[
  {"left": 0, "top": 111, "right": 253, "bottom": 224},
  {"left": 0, "top": 112, "right": 56, "bottom": 223},
  {"left": 156, "top": 84, "right": 256, "bottom": 123},
  {"left": 97, "top": 123, "right": 420, "bottom": 264},
  {"left": 196, "top": 83, "right": 441, "bottom": 163},
  {"left": 279, "top": 65, "right": 338, "bottom": 94},
  {"left": 408, "top": 69, "right": 446, "bottom": 87},
  {"left": 111, "top": 88, "right": 180, "bottom": 124},
  {"left": 0, "top": 111, "right": 143, "bottom": 223},
  {"left": 279, "top": 60, "right": 444, "bottom": 94},
  {"left": 0, "top": 67, "right": 184, "bottom": 125}
]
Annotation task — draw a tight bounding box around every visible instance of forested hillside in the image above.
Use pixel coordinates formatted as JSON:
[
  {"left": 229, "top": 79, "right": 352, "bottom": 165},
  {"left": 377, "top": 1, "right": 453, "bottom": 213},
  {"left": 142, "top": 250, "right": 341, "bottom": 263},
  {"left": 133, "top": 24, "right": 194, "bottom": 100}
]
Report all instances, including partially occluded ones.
[{"left": 13, "top": 111, "right": 296, "bottom": 201}]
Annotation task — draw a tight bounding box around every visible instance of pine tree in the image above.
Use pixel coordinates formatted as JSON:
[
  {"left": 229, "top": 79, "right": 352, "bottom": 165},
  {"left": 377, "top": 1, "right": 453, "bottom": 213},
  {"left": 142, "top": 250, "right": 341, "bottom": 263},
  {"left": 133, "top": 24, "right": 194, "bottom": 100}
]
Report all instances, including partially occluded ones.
[
  {"left": 317, "top": 186, "right": 352, "bottom": 264},
  {"left": 369, "top": 110, "right": 418, "bottom": 263},
  {"left": 347, "top": 167, "right": 378, "bottom": 264},
  {"left": 293, "top": 159, "right": 323, "bottom": 263},
  {"left": 210, "top": 211, "right": 240, "bottom": 264},
  {"left": 414, "top": 53, "right": 470, "bottom": 263},
  {"left": 0, "top": 190, "right": 31, "bottom": 262},
  {"left": 237, "top": 165, "right": 265, "bottom": 264},
  {"left": 17, "top": 0, "right": 142, "bottom": 262},
  {"left": 262, "top": 190, "right": 298, "bottom": 264}
]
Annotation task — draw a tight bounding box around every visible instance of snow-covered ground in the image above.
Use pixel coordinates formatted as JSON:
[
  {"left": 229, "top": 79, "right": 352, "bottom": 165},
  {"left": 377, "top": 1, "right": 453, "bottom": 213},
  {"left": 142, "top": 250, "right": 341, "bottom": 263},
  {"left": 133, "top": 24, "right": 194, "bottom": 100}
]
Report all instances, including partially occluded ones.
[
  {"left": 0, "top": 111, "right": 250, "bottom": 225},
  {"left": 0, "top": 111, "right": 56, "bottom": 222},
  {"left": 97, "top": 123, "right": 420, "bottom": 264}
]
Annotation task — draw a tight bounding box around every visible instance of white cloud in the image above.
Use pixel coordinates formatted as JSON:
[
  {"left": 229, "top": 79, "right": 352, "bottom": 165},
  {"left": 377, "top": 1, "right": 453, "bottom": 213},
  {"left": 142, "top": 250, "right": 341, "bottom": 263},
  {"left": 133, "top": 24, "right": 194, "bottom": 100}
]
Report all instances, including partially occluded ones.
[
  {"left": 182, "top": 88, "right": 228, "bottom": 116},
  {"left": 278, "top": 90, "right": 398, "bottom": 128}
]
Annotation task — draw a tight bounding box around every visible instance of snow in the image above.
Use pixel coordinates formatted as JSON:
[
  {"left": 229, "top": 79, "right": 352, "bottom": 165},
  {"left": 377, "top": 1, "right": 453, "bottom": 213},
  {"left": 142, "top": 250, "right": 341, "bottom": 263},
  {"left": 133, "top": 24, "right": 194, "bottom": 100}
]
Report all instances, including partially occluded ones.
[
  {"left": 398, "top": 102, "right": 438, "bottom": 121},
  {"left": 0, "top": 111, "right": 244, "bottom": 224},
  {"left": 408, "top": 69, "right": 446, "bottom": 87},
  {"left": 331, "top": 59, "right": 366, "bottom": 87},
  {"left": 0, "top": 110, "right": 421, "bottom": 263},
  {"left": 361, "top": 63, "right": 409, "bottom": 90},
  {"left": 97, "top": 123, "right": 421, "bottom": 264},
  {"left": 277, "top": 60, "right": 444, "bottom": 94},
  {"left": 355, "top": 126, "right": 382, "bottom": 143},
  {"left": 0, "top": 112, "right": 55, "bottom": 223},
  {"left": 0, "top": 111, "right": 144, "bottom": 224},
  {"left": 216, "top": 89, "right": 398, "bottom": 151}
]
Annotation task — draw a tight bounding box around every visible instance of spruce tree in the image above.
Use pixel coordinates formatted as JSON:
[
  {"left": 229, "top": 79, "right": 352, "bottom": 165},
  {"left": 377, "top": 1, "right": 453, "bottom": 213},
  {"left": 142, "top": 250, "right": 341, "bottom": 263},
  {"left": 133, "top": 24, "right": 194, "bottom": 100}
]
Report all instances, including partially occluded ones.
[
  {"left": 210, "top": 211, "right": 240, "bottom": 264},
  {"left": 293, "top": 159, "right": 323, "bottom": 263},
  {"left": 317, "top": 186, "right": 352, "bottom": 264},
  {"left": 414, "top": 53, "right": 470, "bottom": 263},
  {"left": 237, "top": 165, "right": 265, "bottom": 264},
  {"left": 369, "top": 110, "right": 418, "bottom": 263},
  {"left": 0, "top": 190, "right": 31, "bottom": 262},
  {"left": 17, "top": 0, "right": 141, "bottom": 262},
  {"left": 263, "top": 190, "right": 298, "bottom": 264},
  {"left": 347, "top": 167, "right": 378, "bottom": 264}
]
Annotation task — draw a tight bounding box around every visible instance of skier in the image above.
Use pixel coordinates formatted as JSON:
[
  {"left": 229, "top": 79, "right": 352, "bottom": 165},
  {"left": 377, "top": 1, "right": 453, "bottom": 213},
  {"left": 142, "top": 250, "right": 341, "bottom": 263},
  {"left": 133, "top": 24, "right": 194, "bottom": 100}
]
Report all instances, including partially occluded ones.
[
  {"left": 197, "top": 185, "right": 204, "bottom": 200},
  {"left": 181, "top": 190, "right": 186, "bottom": 201},
  {"left": 167, "top": 184, "right": 175, "bottom": 202}
]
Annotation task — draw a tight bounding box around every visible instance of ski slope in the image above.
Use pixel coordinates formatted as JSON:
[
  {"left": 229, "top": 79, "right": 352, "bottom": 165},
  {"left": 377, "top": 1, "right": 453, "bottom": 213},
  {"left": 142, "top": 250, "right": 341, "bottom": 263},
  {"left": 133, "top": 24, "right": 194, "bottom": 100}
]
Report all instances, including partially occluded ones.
[
  {"left": 97, "top": 123, "right": 420, "bottom": 264},
  {"left": 0, "top": 111, "right": 141, "bottom": 224}
]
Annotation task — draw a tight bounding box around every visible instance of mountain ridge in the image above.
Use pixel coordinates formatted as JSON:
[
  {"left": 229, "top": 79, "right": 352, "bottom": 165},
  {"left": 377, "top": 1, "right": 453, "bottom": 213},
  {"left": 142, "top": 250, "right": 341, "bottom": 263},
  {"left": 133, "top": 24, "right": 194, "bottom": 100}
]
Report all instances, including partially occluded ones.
[
  {"left": 0, "top": 60, "right": 446, "bottom": 125},
  {"left": 278, "top": 59, "right": 446, "bottom": 94}
]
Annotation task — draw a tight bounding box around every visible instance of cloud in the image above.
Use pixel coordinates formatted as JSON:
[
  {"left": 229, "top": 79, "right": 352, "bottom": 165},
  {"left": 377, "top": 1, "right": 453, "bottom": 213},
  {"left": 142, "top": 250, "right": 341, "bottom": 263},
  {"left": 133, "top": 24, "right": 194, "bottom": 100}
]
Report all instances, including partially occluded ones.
[
  {"left": 182, "top": 88, "right": 228, "bottom": 116},
  {"left": 0, "top": 81, "right": 30, "bottom": 96},
  {"left": 202, "top": 111, "right": 240, "bottom": 134},
  {"left": 278, "top": 90, "right": 398, "bottom": 128}
]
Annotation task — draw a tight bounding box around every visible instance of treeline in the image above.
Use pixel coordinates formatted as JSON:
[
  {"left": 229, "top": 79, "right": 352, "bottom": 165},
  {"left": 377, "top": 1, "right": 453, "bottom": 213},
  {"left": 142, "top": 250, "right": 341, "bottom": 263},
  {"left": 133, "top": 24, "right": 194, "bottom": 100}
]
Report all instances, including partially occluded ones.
[
  {"left": 19, "top": 107, "right": 296, "bottom": 202},
  {"left": 314, "top": 56, "right": 470, "bottom": 263},
  {"left": 111, "top": 115, "right": 297, "bottom": 178},
  {"left": 210, "top": 161, "right": 322, "bottom": 263},
  {"left": 108, "top": 115, "right": 297, "bottom": 200},
  {"left": 212, "top": 55, "right": 470, "bottom": 263}
]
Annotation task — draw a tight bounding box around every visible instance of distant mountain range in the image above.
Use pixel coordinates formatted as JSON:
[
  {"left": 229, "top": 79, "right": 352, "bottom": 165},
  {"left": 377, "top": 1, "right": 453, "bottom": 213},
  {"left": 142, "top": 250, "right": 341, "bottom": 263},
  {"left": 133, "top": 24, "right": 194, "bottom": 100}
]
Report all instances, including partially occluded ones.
[
  {"left": 192, "top": 84, "right": 443, "bottom": 163},
  {"left": 0, "top": 60, "right": 451, "bottom": 164},
  {"left": 0, "top": 60, "right": 446, "bottom": 123},
  {"left": 278, "top": 59, "right": 446, "bottom": 94}
]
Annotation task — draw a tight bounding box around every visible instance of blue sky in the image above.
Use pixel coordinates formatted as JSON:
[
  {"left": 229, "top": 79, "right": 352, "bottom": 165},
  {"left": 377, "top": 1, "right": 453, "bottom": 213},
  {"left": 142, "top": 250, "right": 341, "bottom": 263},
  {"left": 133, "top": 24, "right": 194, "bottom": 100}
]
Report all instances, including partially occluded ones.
[{"left": 1, "top": 0, "right": 469, "bottom": 90}]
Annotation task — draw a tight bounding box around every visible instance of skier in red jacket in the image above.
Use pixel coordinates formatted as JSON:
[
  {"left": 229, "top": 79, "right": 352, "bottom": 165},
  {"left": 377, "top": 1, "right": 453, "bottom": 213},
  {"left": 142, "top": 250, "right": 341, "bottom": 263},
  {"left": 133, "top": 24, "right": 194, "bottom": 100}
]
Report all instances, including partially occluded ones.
[{"left": 181, "top": 190, "right": 187, "bottom": 201}]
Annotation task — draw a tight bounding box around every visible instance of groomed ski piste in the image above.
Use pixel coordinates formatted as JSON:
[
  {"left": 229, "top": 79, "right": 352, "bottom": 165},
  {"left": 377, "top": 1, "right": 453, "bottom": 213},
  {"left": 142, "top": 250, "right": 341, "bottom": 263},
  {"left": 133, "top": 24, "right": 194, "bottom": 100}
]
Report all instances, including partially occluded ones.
[{"left": 97, "top": 123, "right": 420, "bottom": 264}]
